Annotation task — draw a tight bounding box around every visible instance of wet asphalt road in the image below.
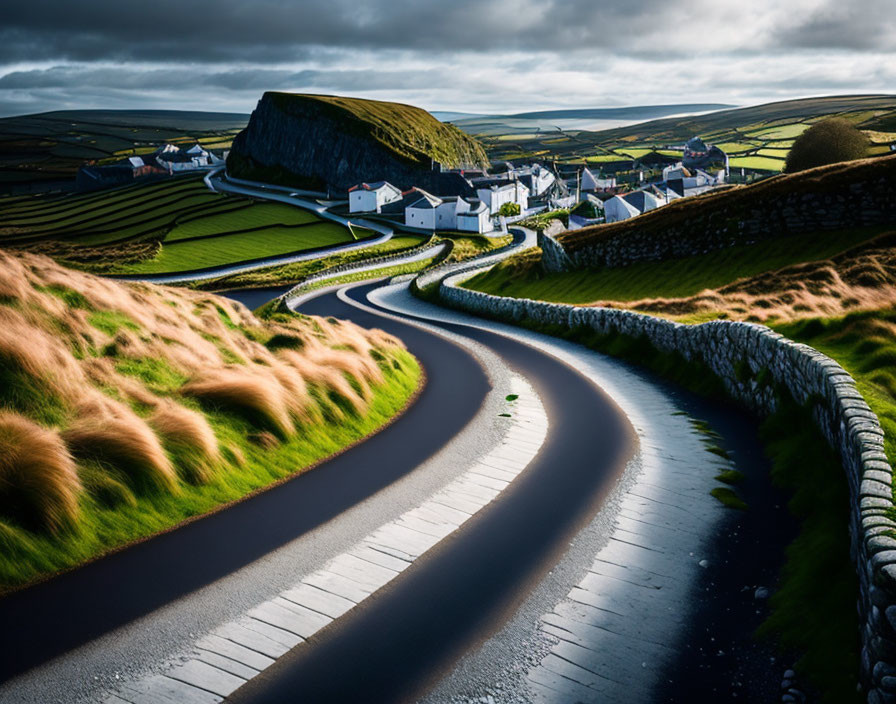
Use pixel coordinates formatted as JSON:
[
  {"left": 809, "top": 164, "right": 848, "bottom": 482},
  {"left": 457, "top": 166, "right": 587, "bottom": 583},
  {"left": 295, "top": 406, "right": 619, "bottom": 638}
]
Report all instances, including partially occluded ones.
[
  {"left": 228, "top": 283, "right": 636, "bottom": 703},
  {"left": 0, "top": 285, "right": 489, "bottom": 683}
]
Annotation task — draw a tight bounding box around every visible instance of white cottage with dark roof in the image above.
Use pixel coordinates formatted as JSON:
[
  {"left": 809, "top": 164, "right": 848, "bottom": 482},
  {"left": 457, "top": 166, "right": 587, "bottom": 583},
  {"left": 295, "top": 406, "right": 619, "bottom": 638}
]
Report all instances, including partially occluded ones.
[
  {"left": 348, "top": 181, "right": 403, "bottom": 213},
  {"left": 457, "top": 199, "right": 493, "bottom": 233},
  {"left": 404, "top": 190, "right": 443, "bottom": 229}
]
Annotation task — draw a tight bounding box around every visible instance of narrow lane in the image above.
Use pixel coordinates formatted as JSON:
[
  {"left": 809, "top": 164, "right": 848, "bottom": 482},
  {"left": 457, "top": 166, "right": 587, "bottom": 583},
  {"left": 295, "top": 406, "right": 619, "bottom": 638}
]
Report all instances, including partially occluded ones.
[
  {"left": 0, "top": 289, "right": 489, "bottom": 684},
  {"left": 230, "top": 282, "right": 637, "bottom": 703}
]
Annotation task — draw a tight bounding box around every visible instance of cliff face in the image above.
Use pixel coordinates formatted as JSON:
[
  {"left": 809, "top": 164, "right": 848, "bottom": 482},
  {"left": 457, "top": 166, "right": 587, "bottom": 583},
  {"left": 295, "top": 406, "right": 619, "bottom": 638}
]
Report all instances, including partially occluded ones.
[{"left": 227, "top": 92, "right": 489, "bottom": 192}]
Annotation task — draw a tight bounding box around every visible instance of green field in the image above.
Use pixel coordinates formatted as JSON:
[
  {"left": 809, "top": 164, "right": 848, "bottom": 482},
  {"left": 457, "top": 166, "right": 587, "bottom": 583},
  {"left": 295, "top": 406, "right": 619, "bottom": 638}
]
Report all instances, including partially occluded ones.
[
  {"left": 164, "top": 203, "right": 321, "bottom": 242},
  {"left": 728, "top": 155, "right": 786, "bottom": 172},
  {"left": 472, "top": 95, "right": 896, "bottom": 175},
  {"left": 465, "top": 226, "right": 885, "bottom": 305},
  {"left": 122, "top": 223, "right": 362, "bottom": 274},
  {"left": 3, "top": 174, "right": 368, "bottom": 275}
]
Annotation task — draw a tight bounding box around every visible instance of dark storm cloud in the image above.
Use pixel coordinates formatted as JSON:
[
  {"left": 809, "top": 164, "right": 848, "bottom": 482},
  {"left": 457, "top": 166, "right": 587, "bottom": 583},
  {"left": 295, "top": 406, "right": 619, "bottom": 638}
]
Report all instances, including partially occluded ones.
[
  {"left": 0, "top": 0, "right": 893, "bottom": 116},
  {"left": 770, "top": 0, "right": 896, "bottom": 51},
  {"left": 0, "top": 0, "right": 681, "bottom": 63}
]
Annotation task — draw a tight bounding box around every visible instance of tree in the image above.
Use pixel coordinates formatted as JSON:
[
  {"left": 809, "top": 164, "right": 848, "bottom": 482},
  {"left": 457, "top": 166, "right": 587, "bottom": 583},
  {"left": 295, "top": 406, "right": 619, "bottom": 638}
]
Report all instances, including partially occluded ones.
[
  {"left": 784, "top": 118, "right": 869, "bottom": 173},
  {"left": 498, "top": 201, "right": 521, "bottom": 217}
]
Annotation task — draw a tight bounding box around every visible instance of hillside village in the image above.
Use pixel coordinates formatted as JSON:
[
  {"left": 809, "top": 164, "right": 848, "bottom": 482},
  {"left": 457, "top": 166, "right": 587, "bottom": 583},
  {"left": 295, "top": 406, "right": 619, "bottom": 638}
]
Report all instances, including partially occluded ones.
[
  {"left": 76, "top": 142, "right": 228, "bottom": 191},
  {"left": 346, "top": 135, "right": 730, "bottom": 234}
]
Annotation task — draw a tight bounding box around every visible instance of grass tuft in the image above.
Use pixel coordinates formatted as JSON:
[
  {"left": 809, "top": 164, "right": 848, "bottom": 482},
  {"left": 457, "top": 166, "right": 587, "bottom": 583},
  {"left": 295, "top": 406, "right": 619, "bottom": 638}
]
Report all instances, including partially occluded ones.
[{"left": 0, "top": 413, "right": 81, "bottom": 533}]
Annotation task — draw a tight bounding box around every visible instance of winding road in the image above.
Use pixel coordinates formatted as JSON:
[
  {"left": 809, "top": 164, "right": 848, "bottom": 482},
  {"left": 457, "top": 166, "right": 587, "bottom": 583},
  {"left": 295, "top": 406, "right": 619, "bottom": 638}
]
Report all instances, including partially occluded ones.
[{"left": 0, "top": 273, "right": 788, "bottom": 703}]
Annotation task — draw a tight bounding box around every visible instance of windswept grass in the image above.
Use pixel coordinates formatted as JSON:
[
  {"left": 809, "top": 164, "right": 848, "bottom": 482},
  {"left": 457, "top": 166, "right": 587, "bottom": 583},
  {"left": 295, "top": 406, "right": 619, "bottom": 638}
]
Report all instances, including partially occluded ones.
[
  {"left": 464, "top": 226, "right": 888, "bottom": 307},
  {"left": 0, "top": 413, "right": 81, "bottom": 533},
  {"left": 0, "top": 248, "right": 421, "bottom": 589}
]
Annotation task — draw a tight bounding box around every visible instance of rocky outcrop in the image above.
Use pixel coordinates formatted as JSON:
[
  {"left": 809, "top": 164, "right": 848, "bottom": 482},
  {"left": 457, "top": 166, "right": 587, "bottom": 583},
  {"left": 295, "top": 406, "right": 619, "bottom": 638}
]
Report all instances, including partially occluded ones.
[{"left": 228, "top": 92, "right": 489, "bottom": 192}]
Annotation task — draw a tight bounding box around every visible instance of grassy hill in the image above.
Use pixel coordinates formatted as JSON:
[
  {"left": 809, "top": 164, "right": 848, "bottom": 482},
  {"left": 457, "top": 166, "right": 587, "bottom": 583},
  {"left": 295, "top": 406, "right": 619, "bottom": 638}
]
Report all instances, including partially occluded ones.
[
  {"left": 0, "top": 109, "right": 247, "bottom": 190},
  {"left": 483, "top": 94, "right": 896, "bottom": 172},
  {"left": 0, "top": 249, "right": 419, "bottom": 590},
  {"left": 269, "top": 93, "right": 490, "bottom": 170},
  {"left": 228, "top": 92, "right": 489, "bottom": 190},
  {"left": 0, "top": 174, "right": 370, "bottom": 275}
]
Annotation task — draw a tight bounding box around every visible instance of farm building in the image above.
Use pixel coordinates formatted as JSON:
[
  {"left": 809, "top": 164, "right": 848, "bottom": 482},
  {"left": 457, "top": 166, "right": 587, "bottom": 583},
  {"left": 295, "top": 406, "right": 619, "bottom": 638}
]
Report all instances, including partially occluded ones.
[
  {"left": 682, "top": 136, "right": 728, "bottom": 171},
  {"left": 515, "top": 164, "right": 556, "bottom": 197},
  {"left": 603, "top": 188, "right": 666, "bottom": 223},
  {"left": 471, "top": 178, "right": 529, "bottom": 214},
  {"left": 404, "top": 190, "right": 444, "bottom": 229},
  {"left": 348, "top": 181, "right": 402, "bottom": 213},
  {"left": 457, "top": 200, "right": 493, "bottom": 233},
  {"left": 581, "top": 167, "right": 617, "bottom": 192},
  {"left": 155, "top": 143, "right": 225, "bottom": 173}
]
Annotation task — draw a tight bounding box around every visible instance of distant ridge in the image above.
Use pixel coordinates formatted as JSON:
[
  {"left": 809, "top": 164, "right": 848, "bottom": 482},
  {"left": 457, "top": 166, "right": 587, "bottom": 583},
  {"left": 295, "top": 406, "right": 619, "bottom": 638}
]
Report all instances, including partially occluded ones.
[{"left": 488, "top": 104, "right": 734, "bottom": 121}]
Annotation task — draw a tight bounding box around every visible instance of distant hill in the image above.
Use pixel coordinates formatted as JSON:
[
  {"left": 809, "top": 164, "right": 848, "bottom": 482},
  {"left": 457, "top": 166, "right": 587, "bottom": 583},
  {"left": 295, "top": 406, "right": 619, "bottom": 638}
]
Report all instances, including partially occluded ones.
[
  {"left": 228, "top": 92, "right": 489, "bottom": 191},
  {"left": 0, "top": 109, "right": 248, "bottom": 192},
  {"left": 580, "top": 94, "right": 896, "bottom": 144},
  {"left": 499, "top": 104, "right": 734, "bottom": 121},
  {"left": 447, "top": 104, "right": 733, "bottom": 137}
]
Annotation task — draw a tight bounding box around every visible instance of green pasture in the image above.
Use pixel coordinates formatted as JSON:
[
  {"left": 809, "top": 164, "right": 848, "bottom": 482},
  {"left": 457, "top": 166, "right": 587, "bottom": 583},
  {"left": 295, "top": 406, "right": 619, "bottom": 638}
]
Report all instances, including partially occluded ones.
[
  {"left": 121, "top": 223, "right": 365, "bottom": 274},
  {"left": 464, "top": 226, "right": 885, "bottom": 305},
  {"left": 165, "top": 203, "right": 321, "bottom": 242},
  {"left": 728, "top": 155, "right": 786, "bottom": 172}
]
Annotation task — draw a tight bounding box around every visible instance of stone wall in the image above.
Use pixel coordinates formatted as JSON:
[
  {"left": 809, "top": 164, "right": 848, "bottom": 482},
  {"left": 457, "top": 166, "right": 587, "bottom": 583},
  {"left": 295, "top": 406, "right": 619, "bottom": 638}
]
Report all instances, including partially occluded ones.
[
  {"left": 437, "top": 266, "right": 896, "bottom": 703},
  {"left": 537, "top": 227, "right": 573, "bottom": 273},
  {"left": 279, "top": 239, "right": 446, "bottom": 305},
  {"left": 552, "top": 157, "right": 896, "bottom": 272}
]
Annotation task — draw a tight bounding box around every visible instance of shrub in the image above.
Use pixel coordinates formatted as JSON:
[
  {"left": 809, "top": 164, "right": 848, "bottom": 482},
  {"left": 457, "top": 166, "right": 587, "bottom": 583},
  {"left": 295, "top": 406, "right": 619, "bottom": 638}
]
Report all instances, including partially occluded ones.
[
  {"left": 498, "top": 202, "right": 521, "bottom": 217},
  {"left": 0, "top": 413, "right": 81, "bottom": 533},
  {"left": 784, "top": 118, "right": 869, "bottom": 173}
]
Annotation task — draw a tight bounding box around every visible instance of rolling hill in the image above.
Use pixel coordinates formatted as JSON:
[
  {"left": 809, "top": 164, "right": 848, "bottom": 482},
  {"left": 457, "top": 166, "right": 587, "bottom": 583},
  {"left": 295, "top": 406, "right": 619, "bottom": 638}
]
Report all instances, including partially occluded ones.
[{"left": 0, "top": 109, "right": 248, "bottom": 191}]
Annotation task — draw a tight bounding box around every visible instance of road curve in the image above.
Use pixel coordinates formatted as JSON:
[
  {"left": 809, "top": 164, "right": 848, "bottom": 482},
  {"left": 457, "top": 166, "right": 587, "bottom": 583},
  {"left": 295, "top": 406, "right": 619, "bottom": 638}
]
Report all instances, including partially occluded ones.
[
  {"left": 228, "top": 282, "right": 636, "bottom": 703},
  {"left": 0, "top": 291, "right": 490, "bottom": 687}
]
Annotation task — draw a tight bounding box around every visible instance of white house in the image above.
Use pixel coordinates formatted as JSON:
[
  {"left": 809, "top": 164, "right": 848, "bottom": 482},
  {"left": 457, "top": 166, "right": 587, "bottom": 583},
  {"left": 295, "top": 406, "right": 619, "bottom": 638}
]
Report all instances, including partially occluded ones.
[
  {"left": 602, "top": 189, "right": 667, "bottom": 224},
  {"left": 433, "top": 197, "right": 476, "bottom": 230},
  {"left": 581, "top": 167, "right": 616, "bottom": 192},
  {"left": 348, "top": 181, "right": 402, "bottom": 213},
  {"left": 457, "top": 200, "right": 493, "bottom": 233},
  {"left": 155, "top": 143, "right": 223, "bottom": 173},
  {"left": 475, "top": 179, "right": 529, "bottom": 214},
  {"left": 404, "top": 190, "right": 443, "bottom": 229},
  {"left": 516, "top": 163, "right": 556, "bottom": 197}
]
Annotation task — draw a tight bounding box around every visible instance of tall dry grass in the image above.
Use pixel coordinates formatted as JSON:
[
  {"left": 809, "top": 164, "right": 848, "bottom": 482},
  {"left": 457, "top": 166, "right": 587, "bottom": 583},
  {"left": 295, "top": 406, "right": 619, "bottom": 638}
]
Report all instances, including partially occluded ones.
[
  {"left": 182, "top": 368, "right": 295, "bottom": 440},
  {"left": 0, "top": 412, "right": 81, "bottom": 533},
  {"left": 150, "top": 401, "right": 220, "bottom": 484},
  {"left": 594, "top": 231, "right": 896, "bottom": 323},
  {"left": 62, "top": 396, "right": 178, "bottom": 494},
  {"left": 0, "top": 247, "right": 406, "bottom": 535}
]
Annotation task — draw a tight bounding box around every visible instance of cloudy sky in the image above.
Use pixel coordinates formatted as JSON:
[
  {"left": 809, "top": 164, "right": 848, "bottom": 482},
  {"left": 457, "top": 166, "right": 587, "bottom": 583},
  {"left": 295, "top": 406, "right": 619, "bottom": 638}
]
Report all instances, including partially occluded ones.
[{"left": 1, "top": 0, "right": 894, "bottom": 117}]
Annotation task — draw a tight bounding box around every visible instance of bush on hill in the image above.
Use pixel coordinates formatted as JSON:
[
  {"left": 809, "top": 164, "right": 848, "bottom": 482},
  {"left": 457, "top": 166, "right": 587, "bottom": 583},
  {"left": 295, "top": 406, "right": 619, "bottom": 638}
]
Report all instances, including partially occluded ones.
[{"left": 784, "top": 118, "right": 869, "bottom": 173}]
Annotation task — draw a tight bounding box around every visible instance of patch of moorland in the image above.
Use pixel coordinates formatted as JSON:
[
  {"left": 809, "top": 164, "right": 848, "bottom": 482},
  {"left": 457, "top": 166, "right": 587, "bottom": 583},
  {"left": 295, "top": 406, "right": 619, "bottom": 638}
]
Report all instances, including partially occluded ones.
[
  {"left": 0, "top": 249, "right": 420, "bottom": 590},
  {"left": 465, "top": 225, "right": 889, "bottom": 309}
]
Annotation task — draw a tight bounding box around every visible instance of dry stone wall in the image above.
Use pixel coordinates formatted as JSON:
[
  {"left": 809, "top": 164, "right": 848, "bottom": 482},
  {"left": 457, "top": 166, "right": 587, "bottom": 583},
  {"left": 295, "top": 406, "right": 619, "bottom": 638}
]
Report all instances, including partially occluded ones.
[
  {"left": 437, "top": 266, "right": 896, "bottom": 703},
  {"left": 549, "top": 161, "right": 896, "bottom": 273}
]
